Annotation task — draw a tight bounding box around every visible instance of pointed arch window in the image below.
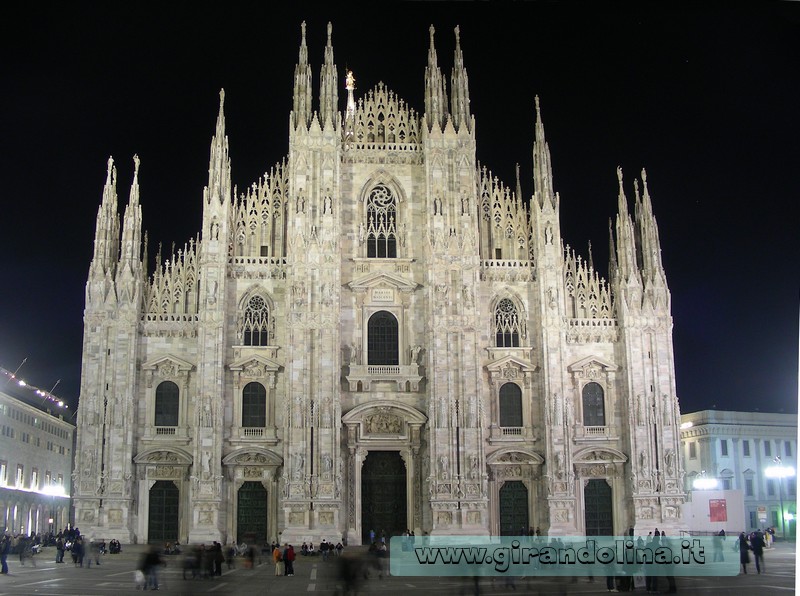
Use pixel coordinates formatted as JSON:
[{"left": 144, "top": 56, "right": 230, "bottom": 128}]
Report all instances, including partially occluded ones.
[
  {"left": 242, "top": 382, "right": 267, "bottom": 428},
  {"left": 582, "top": 382, "right": 605, "bottom": 427},
  {"left": 494, "top": 298, "right": 521, "bottom": 347},
  {"left": 499, "top": 383, "right": 523, "bottom": 427},
  {"left": 367, "top": 311, "right": 399, "bottom": 365},
  {"left": 154, "top": 381, "right": 179, "bottom": 427},
  {"left": 241, "top": 295, "right": 271, "bottom": 346},
  {"left": 366, "top": 184, "right": 397, "bottom": 258}
]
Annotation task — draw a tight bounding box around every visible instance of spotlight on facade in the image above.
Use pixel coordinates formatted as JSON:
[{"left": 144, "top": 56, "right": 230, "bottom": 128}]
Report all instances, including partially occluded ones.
[
  {"left": 765, "top": 457, "right": 795, "bottom": 539},
  {"left": 680, "top": 421, "right": 693, "bottom": 430},
  {"left": 692, "top": 474, "right": 719, "bottom": 490}
]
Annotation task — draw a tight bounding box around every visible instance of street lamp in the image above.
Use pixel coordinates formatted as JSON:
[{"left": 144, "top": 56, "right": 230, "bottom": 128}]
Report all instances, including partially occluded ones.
[{"left": 765, "top": 456, "right": 795, "bottom": 540}]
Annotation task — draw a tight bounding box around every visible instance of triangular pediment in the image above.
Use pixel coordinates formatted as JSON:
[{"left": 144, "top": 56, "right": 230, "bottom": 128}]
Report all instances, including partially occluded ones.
[
  {"left": 567, "top": 355, "right": 618, "bottom": 374},
  {"left": 487, "top": 448, "right": 544, "bottom": 465},
  {"left": 573, "top": 447, "right": 628, "bottom": 464},
  {"left": 485, "top": 355, "right": 537, "bottom": 374},
  {"left": 228, "top": 354, "right": 281, "bottom": 373},
  {"left": 348, "top": 271, "right": 418, "bottom": 293},
  {"left": 141, "top": 354, "right": 195, "bottom": 372},
  {"left": 134, "top": 447, "right": 193, "bottom": 465},
  {"left": 222, "top": 447, "right": 283, "bottom": 467}
]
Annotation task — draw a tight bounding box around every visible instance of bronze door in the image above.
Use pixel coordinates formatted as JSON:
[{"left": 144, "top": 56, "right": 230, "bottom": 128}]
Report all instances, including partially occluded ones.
[
  {"left": 499, "top": 480, "right": 529, "bottom": 536},
  {"left": 361, "top": 451, "right": 406, "bottom": 543},
  {"left": 584, "top": 478, "right": 613, "bottom": 536},
  {"left": 148, "top": 480, "right": 179, "bottom": 543},
  {"left": 237, "top": 481, "right": 268, "bottom": 544}
]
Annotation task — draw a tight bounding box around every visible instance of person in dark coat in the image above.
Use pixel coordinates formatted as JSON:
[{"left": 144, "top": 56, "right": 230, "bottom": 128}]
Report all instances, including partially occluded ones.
[
  {"left": 750, "top": 530, "right": 766, "bottom": 574},
  {"left": 140, "top": 545, "right": 164, "bottom": 590},
  {"left": 738, "top": 532, "right": 751, "bottom": 574}
]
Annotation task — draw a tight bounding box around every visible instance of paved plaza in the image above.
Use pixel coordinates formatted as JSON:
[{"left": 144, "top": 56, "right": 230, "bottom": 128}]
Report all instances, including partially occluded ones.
[{"left": 0, "top": 542, "right": 795, "bottom": 595}]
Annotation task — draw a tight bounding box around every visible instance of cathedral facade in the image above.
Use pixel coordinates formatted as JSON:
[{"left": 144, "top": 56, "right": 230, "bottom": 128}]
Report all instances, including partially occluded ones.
[{"left": 73, "top": 23, "right": 685, "bottom": 545}]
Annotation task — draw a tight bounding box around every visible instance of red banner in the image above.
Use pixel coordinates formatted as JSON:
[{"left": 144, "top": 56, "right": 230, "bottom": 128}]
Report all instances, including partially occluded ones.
[{"left": 709, "top": 499, "right": 728, "bottom": 522}]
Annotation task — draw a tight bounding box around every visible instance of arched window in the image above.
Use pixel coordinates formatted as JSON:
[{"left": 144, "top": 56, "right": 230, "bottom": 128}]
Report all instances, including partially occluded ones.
[
  {"left": 494, "top": 298, "right": 521, "bottom": 347},
  {"left": 582, "top": 382, "right": 605, "bottom": 426},
  {"left": 154, "top": 381, "right": 179, "bottom": 427},
  {"left": 499, "top": 383, "right": 523, "bottom": 427},
  {"left": 241, "top": 296, "right": 271, "bottom": 346},
  {"left": 367, "top": 311, "right": 399, "bottom": 365},
  {"left": 366, "top": 184, "right": 397, "bottom": 258},
  {"left": 242, "top": 382, "right": 266, "bottom": 427}
]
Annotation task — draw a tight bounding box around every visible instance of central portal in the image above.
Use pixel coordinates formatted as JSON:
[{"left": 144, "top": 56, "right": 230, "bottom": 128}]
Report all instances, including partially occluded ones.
[
  {"left": 361, "top": 451, "right": 407, "bottom": 543},
  {"left": 237, "top": 481, "right": 267, "bottom": 544}
]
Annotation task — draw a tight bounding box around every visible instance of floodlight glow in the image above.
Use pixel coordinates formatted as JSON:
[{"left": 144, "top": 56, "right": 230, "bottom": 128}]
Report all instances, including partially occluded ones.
[
  {"left": 784, "top": 512, "right": 794, "bottom": 522},
  {"left": 692, "top": 477, "right": 719, "bottom": 490},
  {"left": 41, "top": 484, "right": 68, "bottom": 498},
  {"left": 765, "top": 466, "right": 796, "bottom": 479},
  {"left": 680, "top": 421, "right": 693, "bottom": 430},
  {"left": 18, "top": 380, "right": 26, "bottom": 387}
]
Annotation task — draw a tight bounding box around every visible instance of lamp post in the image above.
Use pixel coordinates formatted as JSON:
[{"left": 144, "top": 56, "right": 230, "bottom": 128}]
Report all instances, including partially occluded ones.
[{"left": 765, "top": 456, "right": 795, "bottom": 540}]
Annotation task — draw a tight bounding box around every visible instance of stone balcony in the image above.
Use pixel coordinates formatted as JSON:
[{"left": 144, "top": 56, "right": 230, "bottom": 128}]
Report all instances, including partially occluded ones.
[
  {"left": 345, "top": 364, "right": 423, "bottom": 392},
  {"left": 573, "top": 425, "right": 619, "bottom": 443}
]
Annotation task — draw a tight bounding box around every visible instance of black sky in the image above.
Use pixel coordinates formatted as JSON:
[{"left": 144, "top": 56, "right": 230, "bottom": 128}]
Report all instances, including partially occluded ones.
[{"left": 0, "top": 3, "right": 797, "bottom": 415}]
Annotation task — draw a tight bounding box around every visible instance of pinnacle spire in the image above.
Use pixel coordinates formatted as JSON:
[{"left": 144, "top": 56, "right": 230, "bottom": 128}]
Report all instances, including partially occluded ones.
[
  {"left": 90, "top": 156, "right": 120, "bottom": 279},
  {"left": 292, "top": 21, "right": 313, "bottom": 130},
  {"left": 533, "top": 96, "right": 555, "bottom": 208},
  {"left": 450, "top": 25, "right": 471, "bottom": 132},
  {"left": 635, "top": 168, "right": 665, "bottom": 279},
  {"left": 119, "top": 155, "right": 143, "bottom": 272},
  {"left": 206, "top": 89, "right": 231, "bottom": 205},
  {"left": 424, "top": 25, "right": 447, "bottom": 131},
  {"left": 319, "top": 22, "right": 339, "bottom": 130},
  {"left": 614, "top": 167, "right": 640, "bottom": 283}
]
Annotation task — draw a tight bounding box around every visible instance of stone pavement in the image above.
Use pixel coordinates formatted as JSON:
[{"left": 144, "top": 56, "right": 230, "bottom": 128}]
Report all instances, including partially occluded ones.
[{"left": 0, "top": 541, "right": 795, "bottom": 595}]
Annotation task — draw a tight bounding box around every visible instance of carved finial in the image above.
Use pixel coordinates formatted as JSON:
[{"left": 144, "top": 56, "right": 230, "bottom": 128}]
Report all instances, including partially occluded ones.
[
  {"left": 429, "top": 24, "right": 435, "bottom": 46},
  {"left": 345, "top": 70, "right": 356, "bottom": 91},
  {"left": 106, "top": 156, "right": 114, "bottom": 183},
  {"left": 327, "top": 21, "right": 332, "bottom": 43},
  {"left": 133, "top": 154, "right": 140, "bottom": 175},
  {"left": 301, "top": 21, "right": 306, "bottom": 42},
  {"left": 454, "top": 25, "right": 460, "bottom": 45},
  {"left": 616, "top": 166, "right": 624, "bottom": 187},
  {"left": 219, "top": 88, "right": 225, "bottom": 107},
  {"left": 641, "top": 168, "right": 647, "bottom": 184},
  {"left": 535, "top": 95, "right": 541, "bottom": 120}
]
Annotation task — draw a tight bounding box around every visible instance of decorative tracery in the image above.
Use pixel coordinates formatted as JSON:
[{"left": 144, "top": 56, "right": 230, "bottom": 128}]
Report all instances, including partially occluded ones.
[
  {"left": 366, "top": 184, "right": 397, "bottom": 258},
  {"left": 239, "top": 295, "right": 273, "bottom": 346},
  {"left": 494, "top": 298, "right": 525, "bottom": 347}
]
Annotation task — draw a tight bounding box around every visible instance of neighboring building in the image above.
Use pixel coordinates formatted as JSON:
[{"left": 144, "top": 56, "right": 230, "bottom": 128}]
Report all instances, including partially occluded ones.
[
  {"left": 73, "top": 22, "right": 685, "bottom": 545},
  {"left": 681, "top": 410, "right": 798, "bottom": 535},
  {"left": 0, "top": 387, "right": 74, "bottom": 536}
]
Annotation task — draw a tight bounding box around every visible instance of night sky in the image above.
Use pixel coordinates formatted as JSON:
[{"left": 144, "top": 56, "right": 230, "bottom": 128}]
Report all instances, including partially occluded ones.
[{"left": 1, "top": 4, "right": 797, "bottom": 416}]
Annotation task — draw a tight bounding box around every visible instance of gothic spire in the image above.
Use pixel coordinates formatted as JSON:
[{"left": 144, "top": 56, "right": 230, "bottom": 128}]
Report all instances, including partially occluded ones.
[
  {"left": 450, "top": 25, "right": 471, "bottom": 132},
  {"left": 614, "top": 166, "right": 640, "bottom": 283},
  {"left": 533, "top": 96, "right": 555, "bottom": 209},
  {"left": 636, "top": 169, "right": 666, "bottom": 280},
  {"left": 292, "top": 21, "right": 313, "bottom": 130},
  {"left": 90, "top": 156, "right": 120, "bottom": 278},
  {"left": 205, "top": 89, "right": 231, "bottom": 206},
  {"left": 118, "top": 155, "right": 143, "bottom": 271},
  {"left": 319, "top": 22, "right": 339, "bottom": 130},
  {"left": 608, "top": 218, "right": 618, "bottom": 278},
  {"left": 424, "top": 25, "right": 447, "bottom": 131}
]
